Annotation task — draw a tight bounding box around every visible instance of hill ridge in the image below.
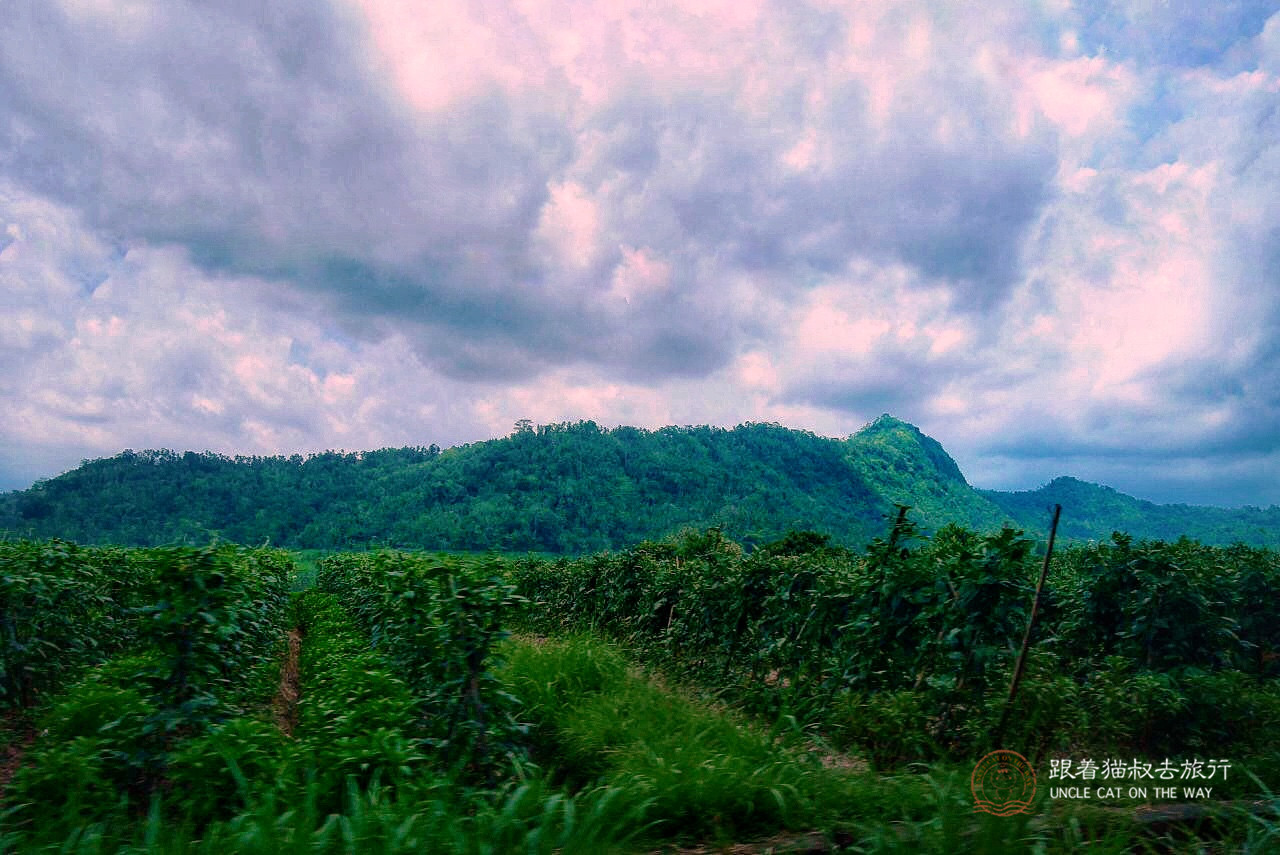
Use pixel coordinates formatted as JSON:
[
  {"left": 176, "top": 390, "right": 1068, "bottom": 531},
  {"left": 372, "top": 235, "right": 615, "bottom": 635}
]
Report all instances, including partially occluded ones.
[{"left": 3, "top": 418, "right": 1278, "bottom": 550}]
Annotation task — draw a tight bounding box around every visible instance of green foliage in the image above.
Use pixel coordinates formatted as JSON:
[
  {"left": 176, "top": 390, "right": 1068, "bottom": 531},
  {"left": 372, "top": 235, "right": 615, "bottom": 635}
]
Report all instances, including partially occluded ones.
[
  {"left": 499, "top": 634, "right": 867, "bottom": 841},
  {"left": 984, "top": 475, "right": 1280, "bottom": 547},
  {"left": 5, "top": 535, "right": 1279, "bottom": 853},
  {"left": 9, "top": 417, "right": 1280, "bottom": 553},
  {"left": 1, "top": 543, "right": 292, "bottom": 840},
  {"left": 287, "top": 589, "right": 434, "bottom": 811},
  {"left": 512, "top": 520, "right": 1280, "bottom": 776},
  {"left": 135, "top": 546, "right": 291, "bottom": 729},
  {"left": 0, "top": 541, "right": 290, "bottom": 714},
  {"left": 1043, "top": 535, "right": 1280, "bottom": 692},
  {"left": 5, "top": 669, "right": 159, "bottom": 829},
  {"left": 5, "top": 736, "right": 129, "bottom": 828},
  {"left": 0, "top": 423, "right": 895, "bottom": 551},
  {"left": 846, "top": 414, "right": 1010, "bottom": 533},
  {"left": 0, "top": 540, "right": 156, "bottom": 708},
  {"left": 1223, "top": 543, "right": 1280, "bottom": 674},
  {"left": 165, "top": 718, "right": 286, "bottom": 826},
  {"left": 839, "top": 689, "right": 936, "bottom": 770},
  {"left": 317, "top": 552, "right": 529, "bottom": 784},
  {"left": 2, "top": 584, "right": 659, "bottom": 853}
]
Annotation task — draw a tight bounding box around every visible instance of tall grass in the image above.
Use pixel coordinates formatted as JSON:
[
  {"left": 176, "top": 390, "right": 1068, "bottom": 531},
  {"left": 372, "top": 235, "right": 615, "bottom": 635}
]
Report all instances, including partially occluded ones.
[
  {"left": 500, "top": 634, "right": 910, "bottom": 842},
  {"left": 2, "top": 779, "right": 647, "bottom": 854}
]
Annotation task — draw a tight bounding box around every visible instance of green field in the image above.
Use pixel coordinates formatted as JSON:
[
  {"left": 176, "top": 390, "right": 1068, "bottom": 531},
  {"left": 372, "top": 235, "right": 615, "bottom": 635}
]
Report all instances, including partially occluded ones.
[{"left": 3, "top": 524, "right": 1279, "bottom": 852}]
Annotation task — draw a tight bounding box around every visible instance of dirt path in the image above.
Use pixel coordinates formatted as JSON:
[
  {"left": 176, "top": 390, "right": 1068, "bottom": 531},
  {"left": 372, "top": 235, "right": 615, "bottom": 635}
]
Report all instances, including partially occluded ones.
[
  {"left": 272, "top": 627, "right": 303, "bottom": 737},
  {"left": 0, "top": 712, "right": 37, "bottom": 799}
]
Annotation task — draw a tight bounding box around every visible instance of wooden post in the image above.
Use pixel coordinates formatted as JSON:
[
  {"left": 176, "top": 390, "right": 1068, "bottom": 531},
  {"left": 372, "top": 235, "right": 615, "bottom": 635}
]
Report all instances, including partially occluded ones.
[
  {"left": 887, "top": 504, "right": 910, "bottom": 548},
  {"left": 875, "top": 505, "right": 911, "bottom": 595},
  {"left": 993, "top": 503, "right": 1062, "bottom": 748}
]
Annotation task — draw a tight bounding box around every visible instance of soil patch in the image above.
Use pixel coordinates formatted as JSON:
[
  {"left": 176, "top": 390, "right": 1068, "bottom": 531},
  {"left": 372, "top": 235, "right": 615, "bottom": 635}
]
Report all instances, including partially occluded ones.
[
  {"left": 654, "top": 830, "right": 855, "bottom": 854},
  {"left": 272, "top": 627, "right": 303, "bottom": 737},
  {"left": 0, "top": 712, "right": 37, "bottom": 799}
]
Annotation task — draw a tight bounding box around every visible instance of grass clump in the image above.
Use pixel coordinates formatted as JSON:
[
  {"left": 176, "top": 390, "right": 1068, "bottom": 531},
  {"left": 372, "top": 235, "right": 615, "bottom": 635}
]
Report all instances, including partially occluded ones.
[{"left": 500, "top": 634, "right": 879, "bottom": 843}]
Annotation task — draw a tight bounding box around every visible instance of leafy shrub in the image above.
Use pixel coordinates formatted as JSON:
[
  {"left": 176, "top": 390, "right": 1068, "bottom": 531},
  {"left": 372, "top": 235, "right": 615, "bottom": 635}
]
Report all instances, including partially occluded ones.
[
  {"left": 838, "top": 689, "right": 938, "bottom": 770},
  {"left": 317, "top": 553, "right": 528, "bottom": 784},
  {"left": 512, "top": 523, "right": 1280, "bottom": 769},
  {"left": 166, "top": 718, "right": 286, "bottom": 825}
]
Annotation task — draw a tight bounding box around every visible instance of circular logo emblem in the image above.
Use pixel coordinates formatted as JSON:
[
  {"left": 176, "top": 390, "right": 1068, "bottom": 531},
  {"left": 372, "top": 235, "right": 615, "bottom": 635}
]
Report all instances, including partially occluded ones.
[{"left": 972, "top": 750, "right": 1036, "bottom": 816}]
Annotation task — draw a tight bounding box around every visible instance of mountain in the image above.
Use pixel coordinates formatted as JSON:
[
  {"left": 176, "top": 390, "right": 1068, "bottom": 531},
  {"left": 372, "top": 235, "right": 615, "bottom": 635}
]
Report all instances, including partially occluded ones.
[
  {"left": 0, "top": 422, "right": 891, "bottom": 552},
  {"left": 982, "top": 476, "right": 1280, "bottom": 547},
  {"left": 2, "top": 417, "right": 1278, "bottom": 551},
  {"left": 844, "top": 415, "right": 1010, "bottom": 532}
]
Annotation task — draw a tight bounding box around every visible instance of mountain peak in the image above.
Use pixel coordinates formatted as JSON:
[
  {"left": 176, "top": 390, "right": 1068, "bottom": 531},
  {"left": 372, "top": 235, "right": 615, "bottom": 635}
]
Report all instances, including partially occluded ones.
[
  {"left": 860, "top": 413, "right": 913, "bottom": 433},
  {"left": 853, "top": 415, "right": 967, "bottom": 484},
  {"left": 1042, "top": 475, "right": 1122, "bottom": 497}
]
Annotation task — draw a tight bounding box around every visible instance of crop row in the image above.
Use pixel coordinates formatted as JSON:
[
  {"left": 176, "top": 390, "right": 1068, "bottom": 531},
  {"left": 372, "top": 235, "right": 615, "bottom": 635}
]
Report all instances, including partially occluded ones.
[
  {"left": 1, "top": 540, "right": 292, "bottom": 711},
  {"left": 2, "top": 579, "right": 649, "bottom": 853},
  {"left": 2, "top": 544, "right": 292, "bottom": 844},
  {"left": 316, "top": 552, "right": 527, "bottom": 784},
  {"left": 511, "top": 523, "right": 1280, "bottom": 770},
  {"left": 1, "top": 540, "right": 153, "bottom": 708}
]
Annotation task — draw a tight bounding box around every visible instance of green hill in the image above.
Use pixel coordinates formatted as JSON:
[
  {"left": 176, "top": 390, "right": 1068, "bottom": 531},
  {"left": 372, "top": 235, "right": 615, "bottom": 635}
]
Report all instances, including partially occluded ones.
[
  {"left": 2, "top": 417, "right": 1278, "bottom": 551},
  {"left": 844, "top": 415, "right": 1010, "bottom": 532},
  {"left": 0, "top": 422, "right": 891, "bottom": 552},
  {"left": 982, "top": 476, "right": 1280, "bottom": 547}
]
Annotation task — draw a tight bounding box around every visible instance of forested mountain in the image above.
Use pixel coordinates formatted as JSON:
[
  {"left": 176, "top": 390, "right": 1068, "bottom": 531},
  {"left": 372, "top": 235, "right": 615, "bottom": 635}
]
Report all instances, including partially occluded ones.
[
  {"left": 982, "top": 476, "right": 1280, "bottom": 546},
  {"left": 0, "top": 422, "right": 887, "bottom": 552},
  {"left": 3, "top": 416, "right": 1278, "bottom": 551},
  {"left": 845, "top": 415, "right": 1011, "bottom": 532}
]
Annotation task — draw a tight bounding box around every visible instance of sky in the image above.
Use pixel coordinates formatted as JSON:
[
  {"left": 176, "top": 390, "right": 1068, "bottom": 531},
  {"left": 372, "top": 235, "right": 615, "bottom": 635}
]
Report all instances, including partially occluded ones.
[{"left": 2, "top": 0, "right": 1279, "bottom": 507}]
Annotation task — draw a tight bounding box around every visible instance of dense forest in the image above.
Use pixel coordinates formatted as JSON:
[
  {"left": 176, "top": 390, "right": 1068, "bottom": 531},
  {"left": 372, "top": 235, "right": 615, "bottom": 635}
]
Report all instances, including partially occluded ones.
[{"left": 2, "top": 416, "right": 1278, "bottom": 552}]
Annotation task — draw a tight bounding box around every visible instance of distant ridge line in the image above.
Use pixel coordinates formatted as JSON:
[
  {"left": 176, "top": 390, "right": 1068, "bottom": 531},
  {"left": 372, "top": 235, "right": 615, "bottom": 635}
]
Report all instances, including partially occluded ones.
[{"left": 1, "top": 418, "right": 1276, "bottom": 551}]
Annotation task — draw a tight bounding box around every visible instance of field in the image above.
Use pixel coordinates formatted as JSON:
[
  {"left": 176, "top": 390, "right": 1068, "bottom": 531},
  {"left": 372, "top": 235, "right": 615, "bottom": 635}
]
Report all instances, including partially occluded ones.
[{"left": 3, "top": 522, "right": 1280, "bottom": 853}]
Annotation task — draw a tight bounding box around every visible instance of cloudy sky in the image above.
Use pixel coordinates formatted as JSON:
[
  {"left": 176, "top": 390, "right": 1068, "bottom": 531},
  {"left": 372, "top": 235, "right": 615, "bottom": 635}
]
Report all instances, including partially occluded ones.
[{"left": 2, "top": 0, "right": 1279, "bottom": 507}]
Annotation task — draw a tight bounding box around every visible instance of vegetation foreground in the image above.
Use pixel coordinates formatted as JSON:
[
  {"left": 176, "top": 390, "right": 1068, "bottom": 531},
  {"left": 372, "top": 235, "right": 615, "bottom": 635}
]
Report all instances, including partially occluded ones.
[{"left": 2, "top": 523, "right": 1280, "bottom": 852}]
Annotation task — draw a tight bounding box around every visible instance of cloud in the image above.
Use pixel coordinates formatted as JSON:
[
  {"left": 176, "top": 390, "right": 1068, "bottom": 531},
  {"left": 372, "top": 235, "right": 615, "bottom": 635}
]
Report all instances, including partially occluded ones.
[
  {"left": 2, "top": 0, "right": 1279, "bottom": 507},
  {"left": 750, "top": 8, "right": 1280, "bottom": 506},
  {"left": 0, "top": 0, "right": 1062, "bottom": 382},
  {"left": 1071, "top": 0, "right": 1276, "bottom": 68}
]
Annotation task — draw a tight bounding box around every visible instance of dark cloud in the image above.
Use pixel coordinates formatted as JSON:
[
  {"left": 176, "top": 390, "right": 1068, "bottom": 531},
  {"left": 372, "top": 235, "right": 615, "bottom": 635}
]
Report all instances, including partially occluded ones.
[
  {"left": 584, "top": 77, "right": 1057, "bottom": 308},
  {"left": 0, "top": 1, "right": 578, "bottom": 367},
  {"left": 0, "top": 0, "right": 1062, "bottom": 388},
  {"left": 974, "top": 344, "right": 1280, "bottom": 486}
]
